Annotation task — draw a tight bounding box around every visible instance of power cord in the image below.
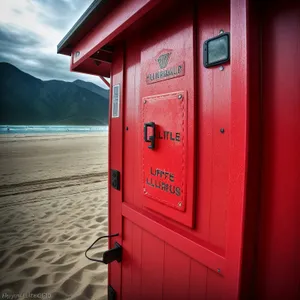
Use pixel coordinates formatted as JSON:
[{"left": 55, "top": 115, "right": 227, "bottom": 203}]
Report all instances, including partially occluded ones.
[{"left": 85, "top": 233, "right": 119, "bottom": 263}]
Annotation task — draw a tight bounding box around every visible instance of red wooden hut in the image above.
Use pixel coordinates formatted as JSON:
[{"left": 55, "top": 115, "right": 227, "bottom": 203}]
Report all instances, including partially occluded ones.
[{"left": 58, "top": 0, "right": 300, "bottom": 299}]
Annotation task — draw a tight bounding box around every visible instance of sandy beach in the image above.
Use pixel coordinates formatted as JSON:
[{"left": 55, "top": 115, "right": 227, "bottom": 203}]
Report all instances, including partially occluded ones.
[{"left": 0, "top": 133, "right": 108, "bottom": 300}]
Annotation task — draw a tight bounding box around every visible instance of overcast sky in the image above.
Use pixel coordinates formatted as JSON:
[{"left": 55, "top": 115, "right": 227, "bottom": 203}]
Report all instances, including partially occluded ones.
[{"left": 0, "top": 0, "right": 109, "bottom": 89}]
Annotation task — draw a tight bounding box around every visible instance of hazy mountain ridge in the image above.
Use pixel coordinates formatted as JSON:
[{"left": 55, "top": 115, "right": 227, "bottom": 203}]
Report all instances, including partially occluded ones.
[
  {"left": 0, "top": 62, "right": 109, "bottom": 125},
  {"left": 73, "top": 79, "right": 109, "bottom": 99}
]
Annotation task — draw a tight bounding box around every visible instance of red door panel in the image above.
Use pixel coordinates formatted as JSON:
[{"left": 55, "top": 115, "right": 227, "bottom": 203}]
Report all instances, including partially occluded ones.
[
  {"left": 139, "top": 5, "right": 195, "bottom": 229},
  {"left": 163, "top": 244, "right": 191, "bottom": 299},
  {"left": 189, "top": 260, "right": 208, "bottom": 299}
]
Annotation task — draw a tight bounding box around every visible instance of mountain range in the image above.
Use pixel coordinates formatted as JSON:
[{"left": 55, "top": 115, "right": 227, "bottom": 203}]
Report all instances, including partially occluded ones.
[{"left": 0, "top": 62, "right": 109, "bottom": 125}]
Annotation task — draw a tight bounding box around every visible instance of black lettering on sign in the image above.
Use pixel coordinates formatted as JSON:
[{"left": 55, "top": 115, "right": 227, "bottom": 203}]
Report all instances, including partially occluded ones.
[
  {"left": 146, "top": 167, "right": 181, "bottom": 197},
  {"left": 170, "top": 185, "right": 175, "bottom": 194},
  {"left": 150, "top": 167, "right": 175, "bottom": 181},
  {"left": 146, "top": 63, "right": 184, "bottom": 84},
  {"left": 156, "top": 131, "right": 181, "bottom": 142},
  {"left": 145, "top": 177, "right": 181, "bottom": 197},
  {"left": 150, "top": 167, "right": 156, "bottom": 176},
  {"left": 164, "top": 183, "right": 169, "bottom": 191},
  {"left": 169, "top": 173, "right": 174, "bottom": 182},
  {"left": 155, "top": 180, "right": 161, "bottom": 189},
  {"left": 146, "top": 177, "right": 154, "bottom": 187}
]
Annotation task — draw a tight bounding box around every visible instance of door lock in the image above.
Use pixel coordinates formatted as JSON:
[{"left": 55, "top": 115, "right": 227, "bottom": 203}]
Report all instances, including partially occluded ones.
[{"left": 144, "top": 122, "right": 156, "bottom": 150}]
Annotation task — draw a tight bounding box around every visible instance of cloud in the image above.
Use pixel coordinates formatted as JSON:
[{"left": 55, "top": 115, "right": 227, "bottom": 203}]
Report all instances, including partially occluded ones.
[
  {"left": 33, "top": 0, "right": 88, "bottom": 31},
  {"left": 0, "top": 0, "right": 109, "bottom": 89},
  {"left": 0, "top": 25, "right": 41, "bottom": 48}
]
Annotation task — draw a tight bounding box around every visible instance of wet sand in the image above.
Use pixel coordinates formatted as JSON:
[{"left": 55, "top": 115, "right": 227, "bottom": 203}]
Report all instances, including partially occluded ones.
[{"left": 0, "top": 132, "right": 108, "bottom": 300}]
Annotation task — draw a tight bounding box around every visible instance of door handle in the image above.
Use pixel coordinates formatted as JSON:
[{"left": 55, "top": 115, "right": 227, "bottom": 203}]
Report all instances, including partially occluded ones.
[
  {"left": 85, "top": 233, "right": 122, "bottom": 264},
  {"left": 144, "top": 122, "right": 156, "bottom": 150}
]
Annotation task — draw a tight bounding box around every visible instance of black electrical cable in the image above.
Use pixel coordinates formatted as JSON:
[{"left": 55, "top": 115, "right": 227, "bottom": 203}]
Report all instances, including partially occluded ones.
[{"left": 85, "top": 233, "right": 119, "bottom": 263}]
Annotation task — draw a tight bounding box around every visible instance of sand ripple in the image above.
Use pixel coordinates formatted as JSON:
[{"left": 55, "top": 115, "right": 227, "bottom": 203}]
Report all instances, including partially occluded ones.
[{"left": 0, "top": 133, "right": 109, "bottom": 299}]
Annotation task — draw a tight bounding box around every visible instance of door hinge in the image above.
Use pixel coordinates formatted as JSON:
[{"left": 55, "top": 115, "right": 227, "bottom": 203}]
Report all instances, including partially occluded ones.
[
  {"left": 108, "top": 285, "right": 116, "bottom": 300},
  {"left": 111, "top": 169, "right": 120, "bottom": 190}
]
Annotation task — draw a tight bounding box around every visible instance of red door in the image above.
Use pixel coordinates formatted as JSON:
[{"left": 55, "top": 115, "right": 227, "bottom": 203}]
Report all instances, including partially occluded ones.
[{"left": 108, "top": 0, "right": 249, "bottom": 299}]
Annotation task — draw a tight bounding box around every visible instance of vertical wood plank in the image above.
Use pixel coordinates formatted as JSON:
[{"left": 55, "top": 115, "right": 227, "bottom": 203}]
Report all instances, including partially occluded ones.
[
  {"left": 163, "top": 244, "right": 190, "bottom": 300},
  {"left": 121, "top": 219, "right": 132, "bottom": 299},
  {"left": 141, "top": 231, "right": 164, "bottom": 300},
  {"left": 225, "top": 0, "right": 249, "bottom": 298},
  {"left": 189, "top": 260, "right": 208, "bottom": 300},
  {"left": 108, "top": 43, "right": 124, "bottom": 299},
  {"left": 206, "top": 269, "right": 224, "bottom": 300},
  {"left": 131, "top": 224, "right": 142, "bottom": 299}
]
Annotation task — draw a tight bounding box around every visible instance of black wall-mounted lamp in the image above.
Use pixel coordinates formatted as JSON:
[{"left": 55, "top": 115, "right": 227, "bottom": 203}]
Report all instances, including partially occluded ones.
[{"left": 203, "top": 33, "right": 230, "bottom": 68}]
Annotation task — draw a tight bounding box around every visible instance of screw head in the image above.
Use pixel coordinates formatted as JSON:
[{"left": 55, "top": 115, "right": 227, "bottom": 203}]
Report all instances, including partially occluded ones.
[
  {"left": 219, "top": 66, "right": 224, "bottom": 71},
  {"left": 144, "top": 100, "right": 147, "bottom": 104},
  {"left": 219, "top": 29, "right": 224, "bottom": 34},
  {"left": 220, "top": 128, "right": 225, "bottom": 134},
  {"left": 178, "top": 94, "right": 183, "bottom": 100},
  {"left": 178, "top": 201, "right": 182, "bottom": 207},
  {"left": 217, "top": 268, "right": 221, "bottom": 273}
]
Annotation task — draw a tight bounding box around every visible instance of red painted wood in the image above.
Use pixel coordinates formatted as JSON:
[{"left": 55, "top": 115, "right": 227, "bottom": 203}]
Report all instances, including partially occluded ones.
[
  {"left": 139, "top": 4, "right": 195, "bottom": 228},
  {"left": 257, "top": 1, "right": 300, "bottom": 299},
  {"left": 108, "top": 44, "right": 124, "bottom": 298},
  {"left": 196, "top": 0, "right": 231, "bottom": 252},
  {"left": 120, "top": 0, "right": 246, "bottom": 298},
  {"left": 223, "top": 0, "right": 249, "bottom": 298},
  {"left": 71, "top": 0, "right": 162, "bottom": 70},
  {"left": 163, "top": 245, "right": 190, "bottom": 300},
  {"left": 123, "top": 38, "right": 141, "bottom": 208},
  {"left": 99, "top": 75, "right": 110, "bottom": 88},
  {"left": 121, "top": 219, "right": 134, "bottom": 300},
  {"left": 130, "top": 224, "right": 142, "bottom": 299},
  {"left": 122, "top": 203, "right": 226, "bottom": 274},
  {"left": 121, "top": 220, "right": 144, "bottom": 300},
  {"left": 59, "top": 0, "right": 300, "bottom": 297},
  {"left": 73, "top": 57, "right": 111, "bottom": 77},
  {"left": 189, "top": 260, "right": 207, "bottom": 299},
  {"left": 140, "top": 231, "right": 164, "bottom": 300},
  {"left": 121, "top": 0, "right": 231, "bottom": 252},
  {"left": 142, "top": 90, "right": 191, "bottom": 224},
  {"left": 206, "top": 269, "right": 225, "bottom": 300}
]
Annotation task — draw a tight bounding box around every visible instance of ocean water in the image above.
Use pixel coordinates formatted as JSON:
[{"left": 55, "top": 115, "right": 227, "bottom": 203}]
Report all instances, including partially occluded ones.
[{"left": 0, "top": 125, "right": 108, "bottom": 134}]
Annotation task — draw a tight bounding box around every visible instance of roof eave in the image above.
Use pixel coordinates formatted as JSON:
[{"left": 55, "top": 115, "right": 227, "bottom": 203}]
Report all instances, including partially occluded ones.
[{"left": 57, "top": 0, "right": 110, "bottom": 56}]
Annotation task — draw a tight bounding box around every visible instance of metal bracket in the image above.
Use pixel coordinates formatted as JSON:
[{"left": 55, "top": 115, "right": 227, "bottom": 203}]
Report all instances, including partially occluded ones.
[
  {"left": 102, "top": 242, "right": 122, "bottom": 264},
  {"left": 111, "top": 169, "right": 120, "bottom": 190},
  {"left": 108, "top": 285, "right": 116, "bottom": 300}
]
